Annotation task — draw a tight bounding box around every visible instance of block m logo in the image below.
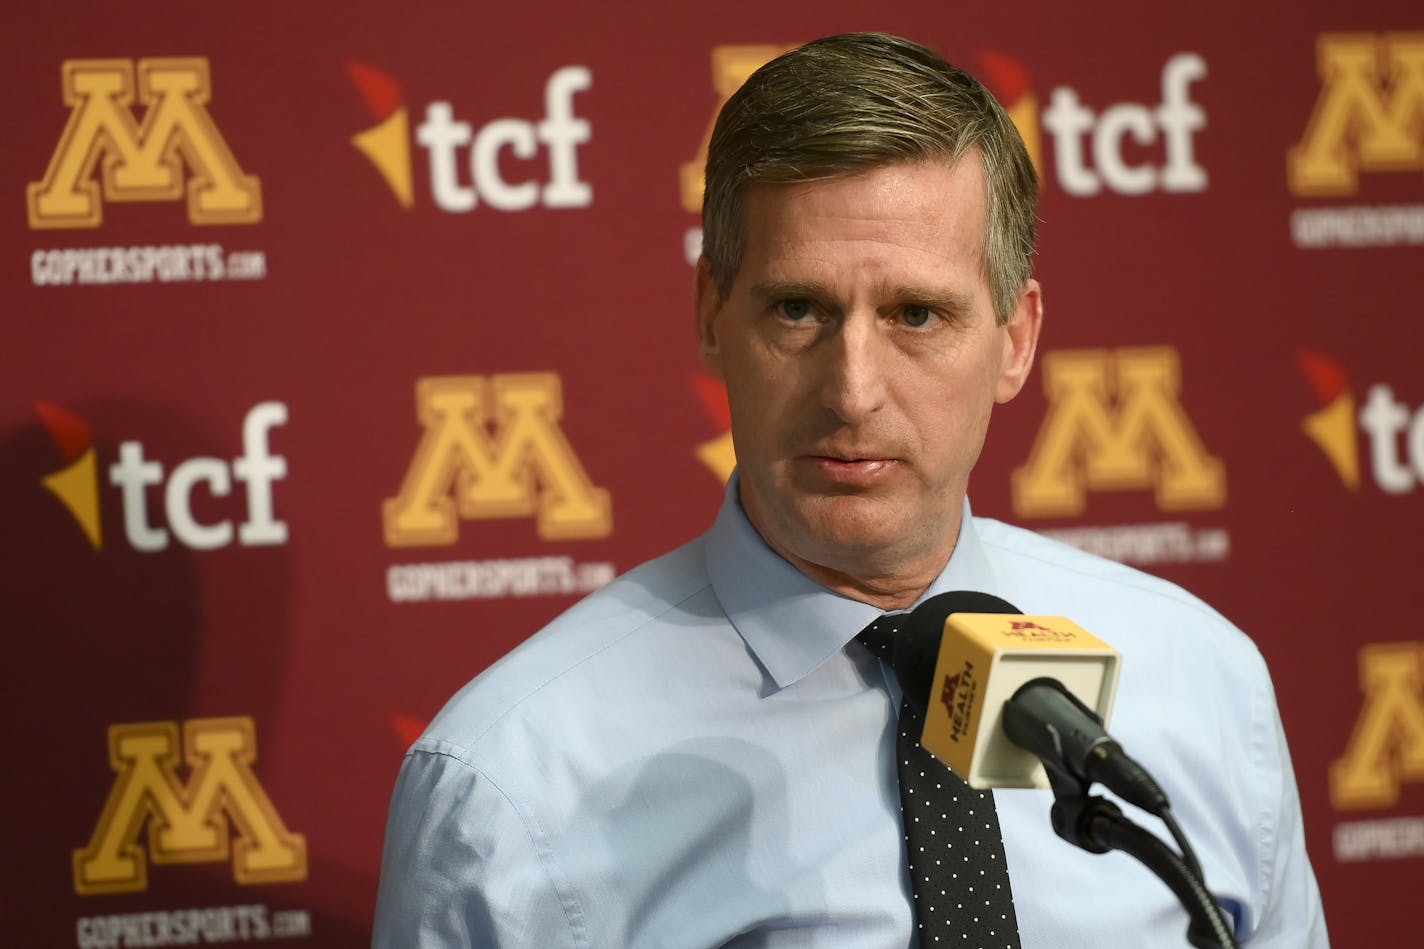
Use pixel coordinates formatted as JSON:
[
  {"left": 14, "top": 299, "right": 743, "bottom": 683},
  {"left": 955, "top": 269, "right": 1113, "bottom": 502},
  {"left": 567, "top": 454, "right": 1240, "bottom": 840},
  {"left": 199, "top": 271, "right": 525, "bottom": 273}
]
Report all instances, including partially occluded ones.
[
  {"left": 383, "top": 374, "right": 613, "bottom": 546},
  {"left": 73, "top": 718, "right": 306, "bottom": 895},
  {"left": 1287, "top": 33, "right": 1424, "bottom": 196},
  {"left": 1012, "top": 347, "right": 1226, "bottom": 518},
  {"left": 1331, "top": 643, "right": 1424, "bottom": 810},
  {"left": 28, "top": 58, "right": 262, "bottom": 228}
]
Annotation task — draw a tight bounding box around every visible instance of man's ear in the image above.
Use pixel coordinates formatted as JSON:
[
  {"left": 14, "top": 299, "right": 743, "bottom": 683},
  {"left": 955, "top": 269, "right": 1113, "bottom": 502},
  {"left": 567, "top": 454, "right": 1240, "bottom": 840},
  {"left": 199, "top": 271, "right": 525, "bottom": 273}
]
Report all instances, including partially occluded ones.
[
  {"left": 995, "top": 278, "right": 1043, "bottom": 404},
  {"left": 695, "top": 257, "right": 725, "bottom": 378}
]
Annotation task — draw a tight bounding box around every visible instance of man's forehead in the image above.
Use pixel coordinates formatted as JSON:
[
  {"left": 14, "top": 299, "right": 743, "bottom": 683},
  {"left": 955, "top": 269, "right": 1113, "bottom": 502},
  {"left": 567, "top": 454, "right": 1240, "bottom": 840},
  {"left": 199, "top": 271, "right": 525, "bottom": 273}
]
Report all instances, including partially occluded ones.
[
  {"left": 741, "top": 157, "right": 985, "bottom": 230},
  {"left": 741, "top": 151, "right": 982, "bottom": 201},
  {"left": 736, "top": 161, "right": 989, "bottom": 278}
]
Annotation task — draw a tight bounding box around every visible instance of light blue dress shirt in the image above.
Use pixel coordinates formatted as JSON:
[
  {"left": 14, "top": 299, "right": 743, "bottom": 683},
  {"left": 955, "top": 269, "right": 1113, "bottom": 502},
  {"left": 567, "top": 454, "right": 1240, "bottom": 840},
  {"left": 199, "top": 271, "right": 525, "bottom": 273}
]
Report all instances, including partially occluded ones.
[{"left": 373, "top": 478, "right": 1328, "bottom": 948}]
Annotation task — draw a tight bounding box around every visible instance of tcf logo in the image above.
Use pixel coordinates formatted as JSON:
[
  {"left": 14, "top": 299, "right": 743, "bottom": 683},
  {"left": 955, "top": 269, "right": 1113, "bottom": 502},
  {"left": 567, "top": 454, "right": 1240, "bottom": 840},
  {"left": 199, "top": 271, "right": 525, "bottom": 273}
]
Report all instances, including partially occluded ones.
[
  {"left": 346, "top": 60, "right": 592, "bottom": 212},
  {"left": 1298, "top": 349, "right": 1424, "bottom": 495},
  {"left": 36, "top": 401, "right": 289, "bottom": 552}
]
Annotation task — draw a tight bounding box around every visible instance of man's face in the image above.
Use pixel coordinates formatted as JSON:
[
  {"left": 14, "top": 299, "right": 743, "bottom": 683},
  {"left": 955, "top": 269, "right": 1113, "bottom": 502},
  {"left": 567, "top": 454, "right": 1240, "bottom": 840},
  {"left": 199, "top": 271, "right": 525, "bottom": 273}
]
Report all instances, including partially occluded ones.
[{"left": 697, "top": 157, "right": 1041, "bottom": 598}]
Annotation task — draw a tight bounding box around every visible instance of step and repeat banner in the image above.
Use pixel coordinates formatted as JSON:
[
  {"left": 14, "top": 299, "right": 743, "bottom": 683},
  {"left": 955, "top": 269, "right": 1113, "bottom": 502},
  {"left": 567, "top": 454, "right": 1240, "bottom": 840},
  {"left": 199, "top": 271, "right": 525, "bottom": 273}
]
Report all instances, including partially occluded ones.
[{"left": 3, "top": 1, "right": 1421, "bottom": 945}]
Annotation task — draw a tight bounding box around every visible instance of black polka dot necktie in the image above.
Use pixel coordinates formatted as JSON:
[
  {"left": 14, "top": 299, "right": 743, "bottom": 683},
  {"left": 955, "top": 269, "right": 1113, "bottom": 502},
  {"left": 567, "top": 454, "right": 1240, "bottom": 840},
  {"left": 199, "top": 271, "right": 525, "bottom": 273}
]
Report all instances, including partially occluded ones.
[{"left": 859, "top": 615, "right": 1022, "bottom": 948}]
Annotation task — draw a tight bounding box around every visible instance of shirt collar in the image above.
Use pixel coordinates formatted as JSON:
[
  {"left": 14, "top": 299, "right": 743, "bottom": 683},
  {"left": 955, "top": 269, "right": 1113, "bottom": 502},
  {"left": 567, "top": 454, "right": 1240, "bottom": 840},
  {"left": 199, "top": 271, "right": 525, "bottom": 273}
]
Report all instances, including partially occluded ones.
[{"left": 704, "top": 472, "right": 1002, "bottom": 691}]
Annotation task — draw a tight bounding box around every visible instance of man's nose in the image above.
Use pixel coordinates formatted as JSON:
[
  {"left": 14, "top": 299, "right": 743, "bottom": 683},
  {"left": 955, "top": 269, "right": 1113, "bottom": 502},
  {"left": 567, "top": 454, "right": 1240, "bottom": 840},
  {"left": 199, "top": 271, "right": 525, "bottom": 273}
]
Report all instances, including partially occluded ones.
[{"left": 818, "top": 314, "right": 889, "bottom": 423}]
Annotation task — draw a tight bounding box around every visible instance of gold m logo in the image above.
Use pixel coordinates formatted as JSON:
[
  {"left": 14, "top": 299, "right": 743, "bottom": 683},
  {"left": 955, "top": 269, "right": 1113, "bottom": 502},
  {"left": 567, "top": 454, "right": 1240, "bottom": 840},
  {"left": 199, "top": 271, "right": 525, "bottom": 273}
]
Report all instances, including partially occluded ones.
[
  {"left": 1287, "top": 33, "right": 1424, "bottom": 196},
  {"left": 383, "top": 374, "right": 613, "bottom": 546},
  {"left": 1011, "top": 347, "right": 1226, "bottom": 518},
  {"left": 28, "top": 58, "right": 261, "bottom": 228},
  {"left": 73, "top": 718, "right": 306, "bottom": 895},
  {"left": 1331, "top": 643, "right": 1424, "bottom": 810}
]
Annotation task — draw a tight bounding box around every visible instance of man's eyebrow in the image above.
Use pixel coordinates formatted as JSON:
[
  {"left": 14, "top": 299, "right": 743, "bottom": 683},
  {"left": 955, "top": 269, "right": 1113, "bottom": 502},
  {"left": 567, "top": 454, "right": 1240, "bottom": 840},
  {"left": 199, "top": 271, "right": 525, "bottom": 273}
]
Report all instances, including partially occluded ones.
[
  {"left": 748, "top": 280, "right": 833, "bottom": 303},
  {"left": 879, "top": 283, "right": 976, "bottom": 313}
]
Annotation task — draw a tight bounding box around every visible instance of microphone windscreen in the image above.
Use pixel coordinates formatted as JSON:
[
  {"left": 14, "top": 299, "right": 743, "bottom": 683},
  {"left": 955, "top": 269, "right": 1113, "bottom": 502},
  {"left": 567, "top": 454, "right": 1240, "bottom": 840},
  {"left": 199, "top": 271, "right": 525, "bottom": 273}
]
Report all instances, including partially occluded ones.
[{"left": 896, "top": 591, "right": 1020, "bottom": 715}]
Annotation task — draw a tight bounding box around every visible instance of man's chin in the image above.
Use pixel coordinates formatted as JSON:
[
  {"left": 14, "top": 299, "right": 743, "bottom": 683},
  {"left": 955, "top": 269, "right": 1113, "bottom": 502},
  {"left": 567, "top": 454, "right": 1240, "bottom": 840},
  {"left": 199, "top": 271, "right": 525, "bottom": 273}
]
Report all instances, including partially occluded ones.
[
  {"left": 744, "top": 479, "right": 930, "bottom": 559},
  {"left": 784, "top": 498, "right": 913, "bottom": 561}
]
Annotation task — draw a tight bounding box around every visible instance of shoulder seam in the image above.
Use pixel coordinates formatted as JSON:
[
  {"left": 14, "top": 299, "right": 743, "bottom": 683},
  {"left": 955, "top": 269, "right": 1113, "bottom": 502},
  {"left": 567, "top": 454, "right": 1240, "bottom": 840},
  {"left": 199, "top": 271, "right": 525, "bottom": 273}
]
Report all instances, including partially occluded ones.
[{"left": 406, "top": 747, "right": 591, "bottom": 947}]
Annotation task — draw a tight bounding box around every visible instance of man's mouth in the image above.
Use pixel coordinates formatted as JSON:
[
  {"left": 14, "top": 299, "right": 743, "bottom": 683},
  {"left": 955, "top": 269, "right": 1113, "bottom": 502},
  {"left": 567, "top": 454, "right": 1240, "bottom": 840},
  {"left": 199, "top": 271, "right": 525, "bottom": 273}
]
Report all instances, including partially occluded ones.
[{"left": 805, "top": 455, "right": 897, "bottom": 483}]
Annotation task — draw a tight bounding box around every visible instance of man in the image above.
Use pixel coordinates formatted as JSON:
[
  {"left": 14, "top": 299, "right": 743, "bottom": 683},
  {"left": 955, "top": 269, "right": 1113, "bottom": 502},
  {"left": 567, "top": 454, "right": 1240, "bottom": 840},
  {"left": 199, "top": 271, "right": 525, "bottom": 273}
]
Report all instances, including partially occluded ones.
[{"left": 373, "top": 33, "right": 1327, "bottom": 947}]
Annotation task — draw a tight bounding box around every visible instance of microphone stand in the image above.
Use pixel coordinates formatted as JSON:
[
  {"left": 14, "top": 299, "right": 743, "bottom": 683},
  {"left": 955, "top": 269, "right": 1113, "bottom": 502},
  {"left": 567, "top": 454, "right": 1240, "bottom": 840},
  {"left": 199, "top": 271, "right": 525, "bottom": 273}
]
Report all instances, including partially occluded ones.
[{"left": 1042, "top": 766, "right": 1241, "bottom": 949}]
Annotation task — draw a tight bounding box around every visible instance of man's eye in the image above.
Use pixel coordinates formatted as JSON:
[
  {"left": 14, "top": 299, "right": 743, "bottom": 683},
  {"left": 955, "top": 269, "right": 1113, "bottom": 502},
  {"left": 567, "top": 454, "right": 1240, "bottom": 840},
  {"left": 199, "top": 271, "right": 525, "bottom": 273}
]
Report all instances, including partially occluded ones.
[
  {"left": 779, "top": 300, "right": 814, "bottom": 321},
  {"left": 902, "top": 305, "right": 935, "bottom": 328}
]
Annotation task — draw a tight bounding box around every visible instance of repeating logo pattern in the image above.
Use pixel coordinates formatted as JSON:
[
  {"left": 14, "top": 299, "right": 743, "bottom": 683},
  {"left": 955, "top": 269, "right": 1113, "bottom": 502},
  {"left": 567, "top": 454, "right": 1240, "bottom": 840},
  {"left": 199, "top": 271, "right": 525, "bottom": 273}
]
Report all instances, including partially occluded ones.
[{"left": 7, "top": 21, "right": 1418, "bottom": 942}]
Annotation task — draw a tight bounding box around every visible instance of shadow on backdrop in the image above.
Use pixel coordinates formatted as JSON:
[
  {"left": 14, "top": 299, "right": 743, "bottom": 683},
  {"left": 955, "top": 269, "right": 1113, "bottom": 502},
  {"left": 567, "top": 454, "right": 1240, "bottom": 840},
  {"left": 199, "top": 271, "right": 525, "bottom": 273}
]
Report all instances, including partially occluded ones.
[{"left": 0, "top": 399, "right": 369, "bottom": 946}]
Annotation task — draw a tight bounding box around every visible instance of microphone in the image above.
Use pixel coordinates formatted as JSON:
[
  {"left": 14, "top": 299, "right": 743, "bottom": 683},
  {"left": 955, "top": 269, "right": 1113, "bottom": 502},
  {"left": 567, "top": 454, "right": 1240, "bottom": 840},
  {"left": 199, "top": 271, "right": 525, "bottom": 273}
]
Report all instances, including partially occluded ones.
[
  {"left": 885, "top": 593, "right": 1237, "bottom": 946},
  {"left": 888, "top": 591, "right": 1167, "bottom": 813}
]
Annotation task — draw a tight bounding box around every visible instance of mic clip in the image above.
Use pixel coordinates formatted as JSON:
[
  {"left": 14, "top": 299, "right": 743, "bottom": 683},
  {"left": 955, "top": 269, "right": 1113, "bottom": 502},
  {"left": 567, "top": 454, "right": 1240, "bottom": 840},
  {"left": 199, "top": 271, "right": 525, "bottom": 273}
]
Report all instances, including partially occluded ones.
[{"left": 1042, "top": 759, "right": 1118, "bottom": 854}]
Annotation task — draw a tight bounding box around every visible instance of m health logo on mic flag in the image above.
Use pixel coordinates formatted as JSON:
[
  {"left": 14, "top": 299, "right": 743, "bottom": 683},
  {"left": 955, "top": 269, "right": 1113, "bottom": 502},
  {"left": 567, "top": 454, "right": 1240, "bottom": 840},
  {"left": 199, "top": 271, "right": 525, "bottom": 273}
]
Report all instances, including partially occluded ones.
[{"left": 922, "top": 613, "right": 1119, "bottom": 791}]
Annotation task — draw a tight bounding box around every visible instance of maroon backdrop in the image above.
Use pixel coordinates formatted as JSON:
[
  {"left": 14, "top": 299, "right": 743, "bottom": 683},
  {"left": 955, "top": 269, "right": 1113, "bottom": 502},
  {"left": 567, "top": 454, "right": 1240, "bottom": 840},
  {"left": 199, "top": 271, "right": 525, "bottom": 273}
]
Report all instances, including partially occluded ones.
[{"left": 5, "top": 1, "right": 1421, "bottom": 945}]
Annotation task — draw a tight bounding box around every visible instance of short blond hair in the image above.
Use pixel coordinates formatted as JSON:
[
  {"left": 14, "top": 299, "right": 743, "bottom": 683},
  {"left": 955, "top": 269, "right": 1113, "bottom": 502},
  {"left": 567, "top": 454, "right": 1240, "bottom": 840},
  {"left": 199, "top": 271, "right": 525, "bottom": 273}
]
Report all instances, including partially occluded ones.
[{"left": 703, "top": 32, "right": 1038, "bottom": 325}]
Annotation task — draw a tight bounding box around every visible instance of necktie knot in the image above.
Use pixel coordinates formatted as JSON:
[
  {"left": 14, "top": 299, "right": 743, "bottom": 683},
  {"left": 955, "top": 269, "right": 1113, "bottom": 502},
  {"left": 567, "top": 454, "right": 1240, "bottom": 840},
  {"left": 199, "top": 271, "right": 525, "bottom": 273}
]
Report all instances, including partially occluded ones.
[{"left": 856, "top": 613, "right": 903, "bottom": 660}]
